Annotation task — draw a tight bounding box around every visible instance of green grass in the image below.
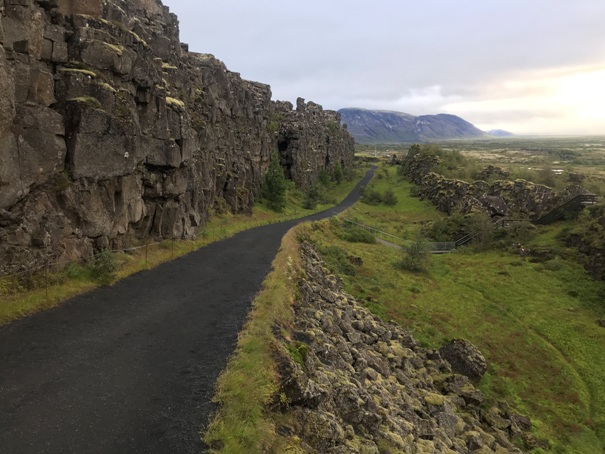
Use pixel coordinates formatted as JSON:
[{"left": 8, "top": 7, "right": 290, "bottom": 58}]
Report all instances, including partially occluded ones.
[
  {"left": 204, "top": 229, "right": 302, "bottom": 453},
  {"left": 345, "top": 164, "right": 443, "bottom": 240},
  {"left": 305, "top": 181, "right": 605, "bottom": 452}
]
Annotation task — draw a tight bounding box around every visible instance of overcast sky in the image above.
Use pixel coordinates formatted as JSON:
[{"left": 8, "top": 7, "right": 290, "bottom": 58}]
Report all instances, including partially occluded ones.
[{"left": 162, "top": 0, "right": 605, "bottom": 136}]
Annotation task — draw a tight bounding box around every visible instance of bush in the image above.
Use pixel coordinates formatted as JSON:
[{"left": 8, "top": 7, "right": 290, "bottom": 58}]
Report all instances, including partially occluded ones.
[
  {"left": 360, "top": 186, "right": 383, "bottom": 205},
  {"left": 262, "top": 152, "right": 288, "bottom": 212},
  {"left": 88, "top": 251, "right": 118, "bottom": 283},
  {"left": 303, "top": 184, "right": 322, "bottom": 210},
  {"left": 383, "top": 188, "right": 398, "bottom": 206},
  {"left": 334, "top": 163, "right": 344, "bottom": 184},
  {"left": 396, "top": 236, "right": 430, "bottom": 272},
  {"left": 341, "top": 224, "right": 376, "bottom": 244},
  {"left": 318, "top": 169, "right": 331, "bottom": 186}
]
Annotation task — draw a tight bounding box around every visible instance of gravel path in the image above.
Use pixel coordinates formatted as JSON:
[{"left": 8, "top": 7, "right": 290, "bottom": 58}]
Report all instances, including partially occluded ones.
[{"left": 0, "top": 168, "right": 375, "bottom": 454}]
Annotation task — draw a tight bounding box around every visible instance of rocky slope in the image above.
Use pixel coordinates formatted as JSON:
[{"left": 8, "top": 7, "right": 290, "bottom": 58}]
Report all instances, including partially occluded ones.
[
  {"left": 398, "top": 148, "right": 573, "bottom": 219},
  {"left": 273, "top": 241, "right": 534, "bottom": 453},
  {"left": 0, "top": 0, "right": 354, "bottom": 275},
  {"left": 338, "top": 108, "right": 487, "bottom": 144}
]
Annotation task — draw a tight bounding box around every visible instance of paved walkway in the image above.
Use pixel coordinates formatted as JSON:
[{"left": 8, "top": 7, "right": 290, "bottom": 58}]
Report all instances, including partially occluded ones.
[{"left": 0, "top": 168, "right": 375, "bottom": 453}]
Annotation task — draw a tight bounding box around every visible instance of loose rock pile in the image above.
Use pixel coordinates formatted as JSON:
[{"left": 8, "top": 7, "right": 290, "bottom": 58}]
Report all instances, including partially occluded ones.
[{"left": 275, "top": 242, "right": 536, "bottom": 453}]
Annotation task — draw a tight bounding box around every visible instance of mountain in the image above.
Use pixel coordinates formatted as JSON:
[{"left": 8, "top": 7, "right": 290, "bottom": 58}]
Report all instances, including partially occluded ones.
[
  {"left": 338, "top": 108, "right": 488, "bottom": 144},
  {"left": 487, "top": 129, "right": 515, "bottom": 137}
]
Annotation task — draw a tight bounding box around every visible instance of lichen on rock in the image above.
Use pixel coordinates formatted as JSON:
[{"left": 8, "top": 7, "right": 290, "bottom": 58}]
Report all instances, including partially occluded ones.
[{"left": 273, "top": 241, "right": 532, "bottom": 453}]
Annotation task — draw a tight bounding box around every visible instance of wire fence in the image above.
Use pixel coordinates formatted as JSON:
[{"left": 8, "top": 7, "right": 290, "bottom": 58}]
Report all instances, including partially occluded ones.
[{"left": 341, "top": 217, "right": 456, "bottom": 252}]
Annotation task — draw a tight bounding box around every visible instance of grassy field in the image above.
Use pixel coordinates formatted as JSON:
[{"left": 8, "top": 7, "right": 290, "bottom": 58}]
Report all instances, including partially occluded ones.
[
  {"left": 304, "top": 165, "right": 605, "bottom": 453},
  {"left": 0, "top": 168, "right": 366, "bottom": 326}
]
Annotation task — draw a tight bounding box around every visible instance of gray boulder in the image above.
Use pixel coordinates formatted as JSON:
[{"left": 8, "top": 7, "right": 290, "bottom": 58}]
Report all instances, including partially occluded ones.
[{"left": 439, "top": 339, "right": 487, "bottom": 384}]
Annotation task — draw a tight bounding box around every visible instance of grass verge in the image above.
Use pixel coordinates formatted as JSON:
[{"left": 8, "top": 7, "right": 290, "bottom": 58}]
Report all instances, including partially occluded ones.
[{"left": 203, "top": 228, "right": 301, "bottom": 453}]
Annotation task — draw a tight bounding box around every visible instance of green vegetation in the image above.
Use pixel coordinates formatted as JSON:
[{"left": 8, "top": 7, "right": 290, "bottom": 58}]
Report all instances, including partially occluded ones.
[
  {"left": 261, "top": 152, "right": 288, "bottom": 212},
  {"left": 311, "top": 223, "right": 605, "bottom": 451},
  {"left": 200, "top": 146, "right": 605, "bottom": 452},
  {"left": 204, "top": 229, "right": 300, "bottom": 453}
]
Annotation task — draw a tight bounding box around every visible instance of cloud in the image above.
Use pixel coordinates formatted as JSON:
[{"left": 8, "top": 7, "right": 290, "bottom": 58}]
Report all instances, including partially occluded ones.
[
  {"left": 163, "top": 0, "right": 605, "bottom": 135},
  {"left": 441, "top": 66, "right": 605, "bottom": 134}
]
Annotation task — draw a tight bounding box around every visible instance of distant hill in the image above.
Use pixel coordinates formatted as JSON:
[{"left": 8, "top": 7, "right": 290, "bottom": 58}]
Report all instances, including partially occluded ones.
[
  {"left": 338, "top": 108, "right": 488, "bottom": 144},
  {"left": 487, "top": 129, "right": 514, "bottom": 137}
]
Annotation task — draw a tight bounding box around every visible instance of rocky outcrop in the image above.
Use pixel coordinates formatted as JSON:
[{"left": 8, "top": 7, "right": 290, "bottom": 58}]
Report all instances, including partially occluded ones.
[
  {"left": 575, "top": 204, "right": 605, "bottom": 281},
  {"left": 274, "top": 242, "right": 535, "bottom": 453},
  {"left": 439, "top": 339, "right": 488, "bottom": 385},
  {"left": 276, "top": 99, "right": 354, "bottom": 189},
  {"left": 0, "top": 0, "right": 354, "bottom": 275},
  {"left": 400, "top": 150, "right": 561, "bottom": 219}
]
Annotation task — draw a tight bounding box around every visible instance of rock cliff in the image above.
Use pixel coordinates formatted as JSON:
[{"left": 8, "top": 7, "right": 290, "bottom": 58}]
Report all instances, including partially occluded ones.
[
  {"left": 0, "top": 0, "right": 354, "bottom": 275},
  {"left": 274, "top": 242, "right": 534, "bottom": 452},
  {"left": 399, "top": 149, "right": 562, "bottom": 219}
]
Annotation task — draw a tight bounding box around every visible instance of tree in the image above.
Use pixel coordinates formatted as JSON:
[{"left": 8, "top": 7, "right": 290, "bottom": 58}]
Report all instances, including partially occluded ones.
[
  {"left": 262, "top": 152, "right": 288, "bottom": 212},
  {"left": 396, "top": 235, "right": 430, "bottom": 272},
  {"left": 334, "top": 163, "right": 344, "bottom": 184}
]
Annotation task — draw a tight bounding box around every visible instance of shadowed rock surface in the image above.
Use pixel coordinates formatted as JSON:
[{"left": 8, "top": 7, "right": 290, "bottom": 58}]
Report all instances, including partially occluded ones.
[{"left": 0, "top": 0, "right": 354, "bottom": 275}]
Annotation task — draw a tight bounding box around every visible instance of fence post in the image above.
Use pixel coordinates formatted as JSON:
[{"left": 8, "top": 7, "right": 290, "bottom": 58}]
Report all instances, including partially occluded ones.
[{"left": 45, "top": 258, "right": 49, "bottom": 301}]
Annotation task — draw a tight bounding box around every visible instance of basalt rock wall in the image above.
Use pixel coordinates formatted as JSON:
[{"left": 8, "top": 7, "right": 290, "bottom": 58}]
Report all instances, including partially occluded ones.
[
  {"left": 0, "top": 0, "right": 354, "bottom": 275},
  {"left": 400, "top": 151, "right": 561, "bottom": 219}
]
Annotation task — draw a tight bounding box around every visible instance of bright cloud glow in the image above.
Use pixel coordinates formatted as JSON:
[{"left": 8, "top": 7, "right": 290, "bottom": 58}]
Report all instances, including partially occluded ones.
[{"left": 442, "top": 67, "right": 605, "bottom": 135}]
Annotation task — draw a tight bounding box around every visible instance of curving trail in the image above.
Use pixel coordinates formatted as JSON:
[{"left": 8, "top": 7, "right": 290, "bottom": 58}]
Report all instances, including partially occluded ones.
[{"left": 0, "top": 167, "right": 375, "bottom": 454}]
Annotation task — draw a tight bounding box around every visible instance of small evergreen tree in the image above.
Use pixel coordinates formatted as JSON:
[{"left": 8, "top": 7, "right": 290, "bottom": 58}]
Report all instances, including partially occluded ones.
[
  {"left": 262, "top": 152, "right": 288, "bottom": 212},
  {"left": 396, "top": 235, "right": 430, "bottom": 272},
  {"left": 303, "top": 184, "right": 322, "bottom": 210},
  {"left": 334, "top": 163, "right": 344, "bottom": 184}
]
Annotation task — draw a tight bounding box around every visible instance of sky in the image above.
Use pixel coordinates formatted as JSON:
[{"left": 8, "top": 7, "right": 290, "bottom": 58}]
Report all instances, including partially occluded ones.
[{"left": 162, "top": 0, "right": 605, "bottom": 136}]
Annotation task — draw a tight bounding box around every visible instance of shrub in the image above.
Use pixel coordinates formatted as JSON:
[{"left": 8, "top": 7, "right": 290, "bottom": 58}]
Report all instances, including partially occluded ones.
[
  {"left": 262, "top": 152, "right": 288, "bottom": 212},
  {"left": 87, "top": 251, "right": 118, "bottom": 283},
  {"left": 383, "top": 188, "right": 398, "bottom": 206},
  {"left": 341, "top": 224, "right": 376, "bottom": 244},
  {"left": 318, "top": 169, "right": 331, "bottom": 186},
  {"left": 303, "top": 184, "right": 322, "bottom": 210},
  {"left": 396, "top": 236, "right": 430, "bottom": 272},
  {"left": 360, "top": 186, "right": 383, "bottom": 205},
  {"left": 334, "top": 163, "right": 344, "bottom": 184}
]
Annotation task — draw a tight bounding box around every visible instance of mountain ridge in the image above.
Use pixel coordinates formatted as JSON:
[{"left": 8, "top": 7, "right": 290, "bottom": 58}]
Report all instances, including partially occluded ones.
[{"left": 339, "top": 107, "right": 489, "bottom": 144}]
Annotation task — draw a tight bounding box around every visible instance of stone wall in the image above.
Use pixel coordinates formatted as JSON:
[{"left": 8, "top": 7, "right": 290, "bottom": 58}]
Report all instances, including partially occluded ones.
[{"left": 0, "top": 0, "right": 355, "bottom": 275}]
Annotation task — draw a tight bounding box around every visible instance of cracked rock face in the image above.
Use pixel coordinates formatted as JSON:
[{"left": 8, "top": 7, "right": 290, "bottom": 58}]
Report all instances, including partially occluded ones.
[
  {"left": 399, "top": 151, "right": 562, "bottom": 219},
  {"left": 0, "top": 0, "right": 354, "bottom": 275},
  {"left": 274, "top": 242, "right": 534, "bottom": 453}
]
